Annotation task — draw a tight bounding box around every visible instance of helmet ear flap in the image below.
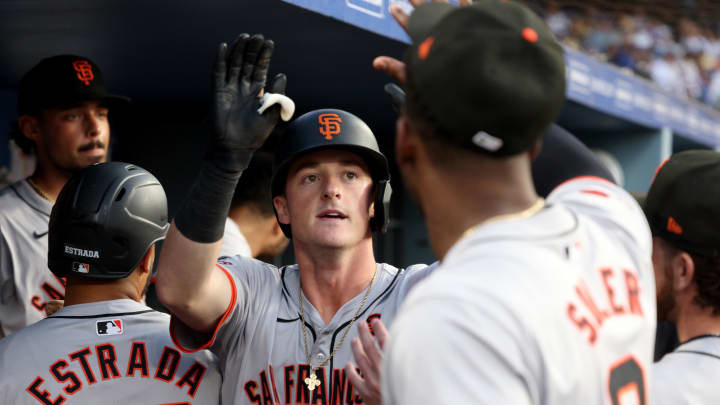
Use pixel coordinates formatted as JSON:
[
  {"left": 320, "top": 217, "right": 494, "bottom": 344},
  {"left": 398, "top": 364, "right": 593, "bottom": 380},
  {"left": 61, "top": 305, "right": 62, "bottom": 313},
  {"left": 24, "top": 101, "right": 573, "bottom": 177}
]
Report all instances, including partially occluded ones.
[{"left": 370, "top": 180, "right": 392, "bottom": 233}]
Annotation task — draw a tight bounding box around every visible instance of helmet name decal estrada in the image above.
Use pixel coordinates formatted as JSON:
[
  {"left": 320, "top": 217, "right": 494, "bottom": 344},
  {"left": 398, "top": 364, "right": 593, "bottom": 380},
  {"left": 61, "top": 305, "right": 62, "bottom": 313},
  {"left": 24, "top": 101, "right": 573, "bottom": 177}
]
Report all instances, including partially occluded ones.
[
  {"left": 318, "top": 113, "right": 343, "bottom": 140},
  {"left": 64, "top": 245, "right": 100, "bottom": 258}
]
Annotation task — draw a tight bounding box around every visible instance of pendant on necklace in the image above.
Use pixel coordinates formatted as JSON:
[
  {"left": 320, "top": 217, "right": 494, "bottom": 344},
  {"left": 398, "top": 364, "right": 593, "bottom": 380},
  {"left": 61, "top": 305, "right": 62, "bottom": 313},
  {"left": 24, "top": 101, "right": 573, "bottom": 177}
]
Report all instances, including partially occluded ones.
[{"left": 304, "top": 372, "right": 321, "bottom": 391}]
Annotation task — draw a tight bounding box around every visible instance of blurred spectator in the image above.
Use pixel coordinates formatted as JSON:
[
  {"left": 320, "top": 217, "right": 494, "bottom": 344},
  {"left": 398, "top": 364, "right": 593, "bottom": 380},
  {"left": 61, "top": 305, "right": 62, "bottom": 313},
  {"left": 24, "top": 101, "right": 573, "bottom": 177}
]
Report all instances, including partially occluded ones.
[{"left": 531, "top": 0, "right": 720, "bottom": 109}]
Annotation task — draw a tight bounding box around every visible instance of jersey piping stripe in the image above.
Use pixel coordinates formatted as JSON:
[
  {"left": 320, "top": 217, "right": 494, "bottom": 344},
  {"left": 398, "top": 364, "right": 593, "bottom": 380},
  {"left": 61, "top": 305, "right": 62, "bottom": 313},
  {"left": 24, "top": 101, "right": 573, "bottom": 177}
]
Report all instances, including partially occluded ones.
[
  {"left": 277, "top": 266, "right": 320, "bottom": 341},
  {"left": 48, "top": 309, "right": 155, "bottom": 319},
  {"left": 276, "top": 317, "right": 318, "bottom": 341},
  {"left": 327, "top": 267, "right": 403, "bottom": 393},
  {"left": 672, "top": 350, "right": 720, "bottom": 361},
  {"left": 10, "top": 183, "right": 50, "bottom": 218}
]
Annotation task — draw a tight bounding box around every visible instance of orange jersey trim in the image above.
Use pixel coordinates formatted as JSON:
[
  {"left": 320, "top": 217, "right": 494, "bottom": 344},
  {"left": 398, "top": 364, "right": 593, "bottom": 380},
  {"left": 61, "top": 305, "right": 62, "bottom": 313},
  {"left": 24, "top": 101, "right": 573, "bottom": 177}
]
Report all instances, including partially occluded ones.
[{"left": 170, "top": 264, "right": 238, "bottom": 354}]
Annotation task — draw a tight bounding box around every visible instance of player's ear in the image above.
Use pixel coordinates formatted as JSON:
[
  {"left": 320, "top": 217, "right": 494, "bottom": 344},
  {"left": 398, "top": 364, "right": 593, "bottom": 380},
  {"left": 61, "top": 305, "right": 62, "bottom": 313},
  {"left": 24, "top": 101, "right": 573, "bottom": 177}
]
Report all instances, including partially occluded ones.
[
  {"left": 273, "top": 195, "right": 290, "bottom": 225},
  {"left": 672, "top": 251, "right": 695, "bottom": 292},
  {"left": 395, "top": 116, "right": 417, "bottom": 169},
  {"left": 18, "top": 115, "right": 41, "bottom": 142},
  {"left": 529, "top": 138, "right": 543, "bottom": 161},
  {"left": 139, "top": 245, "right": 156, "bottom": 275}
]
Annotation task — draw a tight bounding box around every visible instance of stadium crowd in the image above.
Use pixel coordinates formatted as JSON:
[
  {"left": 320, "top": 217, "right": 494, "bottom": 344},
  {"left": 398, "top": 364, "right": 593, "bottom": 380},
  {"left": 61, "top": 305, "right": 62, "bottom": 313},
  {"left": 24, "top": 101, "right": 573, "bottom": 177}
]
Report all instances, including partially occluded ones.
[{"left": 524, "top": 0, "right": 720, "bottom": 108}]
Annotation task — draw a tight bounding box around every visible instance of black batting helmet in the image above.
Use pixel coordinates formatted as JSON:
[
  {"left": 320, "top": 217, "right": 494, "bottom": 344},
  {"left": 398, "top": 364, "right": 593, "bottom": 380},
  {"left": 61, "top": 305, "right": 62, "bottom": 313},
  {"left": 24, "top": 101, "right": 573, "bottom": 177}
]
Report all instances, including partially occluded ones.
[
  {"left": 48, "top": 162, "right": 169, "bottom": 279},
  {"left": 271, "top": 109, "right": 392, "bottom": 238}
]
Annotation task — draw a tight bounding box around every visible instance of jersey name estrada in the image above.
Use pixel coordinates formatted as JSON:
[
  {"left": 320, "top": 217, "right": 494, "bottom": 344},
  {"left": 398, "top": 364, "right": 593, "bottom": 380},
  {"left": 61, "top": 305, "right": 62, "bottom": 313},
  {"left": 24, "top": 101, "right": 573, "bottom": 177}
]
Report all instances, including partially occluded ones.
[
  {"left": 0, "top": 180, "right": 65, "bottom": 337},
  {"left": 383, "top": 177, "right": 656, "bottom": 405},
  {"left": 171, "top": 259, "right": 434, "bottom": 404},
  {"left": 0, "top": 299, "right": 221, "bottom": 404}
]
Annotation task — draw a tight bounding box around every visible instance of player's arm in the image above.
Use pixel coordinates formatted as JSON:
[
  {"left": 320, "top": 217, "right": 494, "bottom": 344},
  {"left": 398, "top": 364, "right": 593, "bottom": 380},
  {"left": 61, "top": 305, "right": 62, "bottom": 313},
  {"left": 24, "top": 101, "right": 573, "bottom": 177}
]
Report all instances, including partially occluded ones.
[
  {"left": 155, "top": 33, "right": 287, "bottom": 333},
  {"left": 530, "top": 124, "right": 615, "bottom": 197}
]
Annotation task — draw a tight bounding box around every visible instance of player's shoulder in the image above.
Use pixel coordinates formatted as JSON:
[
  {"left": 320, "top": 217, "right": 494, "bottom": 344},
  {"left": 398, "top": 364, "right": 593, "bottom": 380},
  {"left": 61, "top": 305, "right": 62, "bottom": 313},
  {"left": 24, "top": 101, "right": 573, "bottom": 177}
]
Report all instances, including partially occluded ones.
[
  {"left": 216, "top": 254, "right": 282, "bottom": 288},
  {"left": 548, "top": 176, "right": 651, "bottom": 251},
  {"left": 0, "top": 180, "right": 24, "bottom": 212}
]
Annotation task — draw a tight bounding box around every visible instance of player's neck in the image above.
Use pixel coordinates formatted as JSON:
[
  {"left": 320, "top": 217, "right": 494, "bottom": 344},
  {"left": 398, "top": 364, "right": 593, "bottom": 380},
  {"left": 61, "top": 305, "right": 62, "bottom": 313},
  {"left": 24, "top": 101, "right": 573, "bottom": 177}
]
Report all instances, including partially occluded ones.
[
  {"left": 419, "top": 160, "right": 538, "bottom": 261},
  {"left": 675, "top": 303, "right": 720, "bottom": 343},
  {"left": 30, "top": 162, "right": 73, "bottom": 202},
  {"left": 229, "top": 207, "right": 272, "bottom": 258},
  {"left": 295, "top": 239, "right": 377, "bottom": 324},
  {"left": 64, "top": 278, "right": 143, "bottom": 306}
]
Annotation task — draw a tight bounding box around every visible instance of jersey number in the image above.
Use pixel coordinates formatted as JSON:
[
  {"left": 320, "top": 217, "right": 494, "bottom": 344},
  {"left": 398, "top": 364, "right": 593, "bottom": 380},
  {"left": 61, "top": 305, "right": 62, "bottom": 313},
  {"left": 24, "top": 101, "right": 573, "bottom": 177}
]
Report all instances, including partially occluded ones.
[{"left": 608, "top": 356, "right": 646, "bottom": 405}]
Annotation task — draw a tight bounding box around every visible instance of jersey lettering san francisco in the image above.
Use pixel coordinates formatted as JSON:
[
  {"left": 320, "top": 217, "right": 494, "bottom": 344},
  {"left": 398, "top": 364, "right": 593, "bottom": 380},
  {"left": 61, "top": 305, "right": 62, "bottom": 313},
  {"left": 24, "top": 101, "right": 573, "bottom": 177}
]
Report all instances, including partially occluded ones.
[
  {"left": 171, "top": 258, "right": 434, "bottom": 404},
  {"left": 0, "top": 299, "right": 221, "bottom": 404},
  {"left": 0, "top": 180, "right": 65, "bottom": 337}
]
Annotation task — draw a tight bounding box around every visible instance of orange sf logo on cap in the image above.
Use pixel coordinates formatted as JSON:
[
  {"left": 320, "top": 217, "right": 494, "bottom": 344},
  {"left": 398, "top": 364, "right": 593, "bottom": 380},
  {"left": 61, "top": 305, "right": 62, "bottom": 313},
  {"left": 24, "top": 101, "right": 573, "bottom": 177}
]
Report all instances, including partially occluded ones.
[
  {"left": 318, "top": 113, "right": 343, "bottom": 140},
  {"left": 72, "top": 60, "right": 95, "bottom": 86},
  {"left": 418, "top": 37, "right": 435, "bottom": 60}
]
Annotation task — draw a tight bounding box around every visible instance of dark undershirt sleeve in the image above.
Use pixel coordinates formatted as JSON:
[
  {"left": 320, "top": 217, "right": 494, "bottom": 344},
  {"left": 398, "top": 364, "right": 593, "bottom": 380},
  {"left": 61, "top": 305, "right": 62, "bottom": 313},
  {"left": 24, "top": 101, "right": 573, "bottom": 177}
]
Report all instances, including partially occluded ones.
[{"left": 532, "top": 124, "right": 615, "bottom": 198}]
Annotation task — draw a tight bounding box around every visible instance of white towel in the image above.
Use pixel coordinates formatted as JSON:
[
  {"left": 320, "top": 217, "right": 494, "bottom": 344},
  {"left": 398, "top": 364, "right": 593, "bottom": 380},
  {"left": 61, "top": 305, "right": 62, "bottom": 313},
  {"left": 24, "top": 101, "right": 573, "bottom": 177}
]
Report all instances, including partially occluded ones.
[{"left": 257, "top": 93, "right": 295, "bottom": 121}]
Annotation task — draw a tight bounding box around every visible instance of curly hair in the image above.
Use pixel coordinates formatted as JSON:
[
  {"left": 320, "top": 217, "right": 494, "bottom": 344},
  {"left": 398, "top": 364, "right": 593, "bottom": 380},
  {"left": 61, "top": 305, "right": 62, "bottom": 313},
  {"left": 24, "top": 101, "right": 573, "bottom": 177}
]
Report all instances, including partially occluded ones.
[
  {"left": 690, "top": 252, "right": 720, "bottom": 315},
  {"left": 664, "top": 240, "right": 720, "bottom": 315}
]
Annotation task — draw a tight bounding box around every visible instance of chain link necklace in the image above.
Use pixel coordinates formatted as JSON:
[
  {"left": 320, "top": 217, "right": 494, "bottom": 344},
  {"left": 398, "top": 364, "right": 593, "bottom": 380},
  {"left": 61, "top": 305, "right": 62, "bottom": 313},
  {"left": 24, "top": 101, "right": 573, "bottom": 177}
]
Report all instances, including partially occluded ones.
[
  {"left": 27, "top": 177, "right": 54, "bottom": 203},
  {"left": 299, "top": 268, "right": 378, "bottom": 391},
  {"left": 457, "top": 198, "right": 545, "bottom": 243}
]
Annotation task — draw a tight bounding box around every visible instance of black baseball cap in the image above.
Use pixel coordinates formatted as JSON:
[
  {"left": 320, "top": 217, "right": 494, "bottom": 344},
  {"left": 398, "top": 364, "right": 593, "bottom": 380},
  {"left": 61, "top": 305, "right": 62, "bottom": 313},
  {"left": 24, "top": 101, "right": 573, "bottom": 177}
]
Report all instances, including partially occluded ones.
[
  {"left": 645, "top": 150, "right": 720, "bottom": 258},
  {"left": 405, "top": 0, "right": 566, "bottom": 155},
  {"left": 18, "top": 54, "right": 129, "bottom": 116}
]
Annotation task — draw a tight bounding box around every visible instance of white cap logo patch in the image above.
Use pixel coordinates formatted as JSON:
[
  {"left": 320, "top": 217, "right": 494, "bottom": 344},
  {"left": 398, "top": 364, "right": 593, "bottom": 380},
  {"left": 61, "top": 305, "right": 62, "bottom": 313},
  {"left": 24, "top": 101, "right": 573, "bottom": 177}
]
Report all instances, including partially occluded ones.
[
  {"left": 96, "top": 320, "right": 123, "bottom": 336},
  {"left": 471, "top": 131, "right": 503, "bottom": 152},
  {"left": 72, "top": 262, "right": 90, "bottom": 274}
]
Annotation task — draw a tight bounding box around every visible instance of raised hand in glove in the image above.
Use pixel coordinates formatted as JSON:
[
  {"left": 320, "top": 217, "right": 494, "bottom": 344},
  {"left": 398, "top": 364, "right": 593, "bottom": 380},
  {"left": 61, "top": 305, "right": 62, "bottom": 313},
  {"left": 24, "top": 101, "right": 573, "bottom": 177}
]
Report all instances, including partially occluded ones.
[{"left": 210, "top": 33, "right": 288, "bottom": 174}]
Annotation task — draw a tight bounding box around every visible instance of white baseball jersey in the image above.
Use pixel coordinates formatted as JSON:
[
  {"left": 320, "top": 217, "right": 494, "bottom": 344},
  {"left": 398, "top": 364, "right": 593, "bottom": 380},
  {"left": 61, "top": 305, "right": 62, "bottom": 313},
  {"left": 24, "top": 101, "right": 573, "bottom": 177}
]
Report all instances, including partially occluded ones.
[
  {"left": 653, "top": 335, "right": 720, "bottom": 404},
  {"left": 383, "top": 177, "right": 656, "bottom": 405},
  {"left": 0, "top": 179, "right": 65, "bottom": 337},
  {"left": 220, "top": 217, "right": 252, "bottom": 258},
  {"left": 171, "top": 257, "right": 434, "bottom": 404},
  {"left": 0, "top": 298, "right": 221, "bottom": 404}
]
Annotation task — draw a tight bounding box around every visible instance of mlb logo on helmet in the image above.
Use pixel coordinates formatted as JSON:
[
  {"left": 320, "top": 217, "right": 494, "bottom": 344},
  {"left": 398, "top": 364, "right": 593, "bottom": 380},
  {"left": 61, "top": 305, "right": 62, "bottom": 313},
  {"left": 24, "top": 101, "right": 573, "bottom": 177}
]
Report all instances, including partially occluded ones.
[
  {"left": 72, "top": 262, "right": 90, "bottom": 274},
  {"left": 96, "top": 320, "right": 123, "bottom": 336}
]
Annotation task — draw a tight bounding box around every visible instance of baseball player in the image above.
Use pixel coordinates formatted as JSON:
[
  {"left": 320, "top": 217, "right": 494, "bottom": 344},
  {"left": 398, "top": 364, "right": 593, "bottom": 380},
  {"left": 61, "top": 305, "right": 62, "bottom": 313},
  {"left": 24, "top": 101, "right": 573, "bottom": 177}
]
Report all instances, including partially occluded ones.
[
  {"left": 373, "top": 1, "right": 656, "bottom": 404},
  {"left": 220, "top": 151, "right": 289, "bottom": 259},
  {"left": 646, "top": 151, "right": 720, "bottom": 404},
  {"left": 0, "top": 162, "right": 221, "bottom": 404},
  {"left": 0, "top": 54, "right": 128, "bottom": 337},
  {"left": 154, "top": 33, "right": 434, "bottom": 404}
]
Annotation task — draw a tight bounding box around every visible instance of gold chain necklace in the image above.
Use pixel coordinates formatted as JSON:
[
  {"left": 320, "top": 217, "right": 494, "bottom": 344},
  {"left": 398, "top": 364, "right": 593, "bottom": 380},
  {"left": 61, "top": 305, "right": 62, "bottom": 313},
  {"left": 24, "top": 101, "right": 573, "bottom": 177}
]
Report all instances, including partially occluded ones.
[
  {"left": 299, "top": 268, "right": 378, "bottom": 391},
  {"left": 27, "top": 178, "right": 54, "bottom": 203},
  {"left": 458, "top": 198, "right": 546, "bottom": 242}
]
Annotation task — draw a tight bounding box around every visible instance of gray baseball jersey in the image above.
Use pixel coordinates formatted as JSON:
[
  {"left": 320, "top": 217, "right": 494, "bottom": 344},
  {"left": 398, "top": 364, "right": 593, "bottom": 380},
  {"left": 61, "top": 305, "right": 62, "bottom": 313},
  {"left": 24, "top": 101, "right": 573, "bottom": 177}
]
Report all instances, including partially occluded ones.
[
  {"left": 220, "top": 217, "right": 252, "bottom": 258},
  {"left": 0, "top": 179, "right": 65, "bottom": 337},
  {"left": 653, "top": 335, "right": 720, "bottom": 404},
  {"left": 383, "top": 177, "right": 656, "bottom": 404},
  {"left": 0, "top": 298, "right": 221, "bottom": 404},
  {"left": 171, "top": 257, "right": 434, "bottom": 404}
]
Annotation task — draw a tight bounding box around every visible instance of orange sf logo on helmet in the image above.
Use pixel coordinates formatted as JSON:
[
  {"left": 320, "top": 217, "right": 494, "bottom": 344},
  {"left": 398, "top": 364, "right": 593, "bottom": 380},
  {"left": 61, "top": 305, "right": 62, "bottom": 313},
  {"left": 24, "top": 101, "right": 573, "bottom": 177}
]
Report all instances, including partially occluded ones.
[
  {"left": 318, "top": 113, "right": 343, "bottom": 140},
  {"left": 72, "top": 60, "right": 95, "bottom": 86}
]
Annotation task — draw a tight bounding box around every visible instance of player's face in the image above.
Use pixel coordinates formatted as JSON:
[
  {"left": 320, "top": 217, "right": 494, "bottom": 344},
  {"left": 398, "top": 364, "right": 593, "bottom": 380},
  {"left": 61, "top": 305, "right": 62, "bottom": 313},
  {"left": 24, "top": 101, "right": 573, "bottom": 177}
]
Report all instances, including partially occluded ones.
[
  {"left": 276, "top": 149, "right": 375, "bottom": 249},
  {"left": 652, "top": 237, "right": 678, "bottom": 322},
  {"left": 34, "top": 100, "right": 110, "bottom": 172}
]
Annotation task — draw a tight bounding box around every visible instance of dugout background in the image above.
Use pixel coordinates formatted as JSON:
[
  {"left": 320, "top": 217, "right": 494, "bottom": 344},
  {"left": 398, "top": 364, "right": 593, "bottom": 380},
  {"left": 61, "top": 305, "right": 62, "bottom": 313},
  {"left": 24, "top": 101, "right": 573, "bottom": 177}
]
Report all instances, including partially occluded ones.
[{"left": 0, "top": 0, "right": 716, "bottom": 268}]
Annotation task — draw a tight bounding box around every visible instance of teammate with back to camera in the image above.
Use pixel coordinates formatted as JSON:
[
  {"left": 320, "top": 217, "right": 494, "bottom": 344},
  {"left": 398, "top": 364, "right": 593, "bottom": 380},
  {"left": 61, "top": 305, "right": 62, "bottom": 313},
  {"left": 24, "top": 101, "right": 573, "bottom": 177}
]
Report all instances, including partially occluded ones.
[
  {"left": 0, "top": 55, "right": 128, "bottom": 337},
  {"left": 154, "top": 33, "right": 435, "bottom": 404},
  {"left": 365, "top": 1, "right": 657, "bottom": 404},
  {"left": 0, "top": 162, "right": 221, "bottom": 404},
  {"left": 646, "top": 151, "right": 720, "bottom": 404}
]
